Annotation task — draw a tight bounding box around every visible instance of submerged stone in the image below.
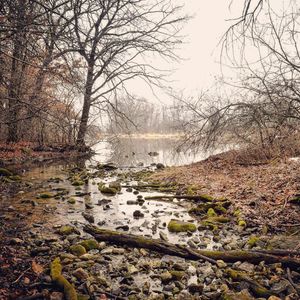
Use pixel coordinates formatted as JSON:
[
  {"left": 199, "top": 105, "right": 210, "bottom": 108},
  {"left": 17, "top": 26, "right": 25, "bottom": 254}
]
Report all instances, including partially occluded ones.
[{"left": 58, "top": 225, "right": 80, "bottom": 236}]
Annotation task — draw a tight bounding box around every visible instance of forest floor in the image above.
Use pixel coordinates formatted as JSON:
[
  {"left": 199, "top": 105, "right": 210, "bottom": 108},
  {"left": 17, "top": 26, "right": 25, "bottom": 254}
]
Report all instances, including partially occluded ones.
[
  {"left": 150, "top": 149, "right": 300, "bottom": 231},
  {"left": 0, "top": 148, "right": 300, "bottom": 300}
]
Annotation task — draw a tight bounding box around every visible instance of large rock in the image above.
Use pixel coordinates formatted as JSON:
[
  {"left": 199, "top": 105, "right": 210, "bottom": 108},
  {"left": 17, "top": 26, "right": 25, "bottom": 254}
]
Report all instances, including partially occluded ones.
[{"left": 167, "top": 219, "right": 197, "bottom": 233}]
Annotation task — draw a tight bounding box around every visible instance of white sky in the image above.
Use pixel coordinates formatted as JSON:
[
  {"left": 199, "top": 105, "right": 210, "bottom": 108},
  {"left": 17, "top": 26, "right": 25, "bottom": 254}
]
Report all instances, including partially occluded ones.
[{"left": 127, "top": 0, "right": 243, "bottom": 103}]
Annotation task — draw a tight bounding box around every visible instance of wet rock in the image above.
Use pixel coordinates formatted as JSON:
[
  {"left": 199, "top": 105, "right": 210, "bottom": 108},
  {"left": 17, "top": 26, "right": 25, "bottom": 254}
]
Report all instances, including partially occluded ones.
[
  {"left": 50, "top": 292, "right": 64, "bottom": 300},
  {"left": 58, "top": 225, "right": 80, "bottom": 236},
  {"left": 237, "top": 262, "right": 255, "bottom": 273},
  {"left": 167, "top": 219, "right": 196, "bottom": 233},
  {"left": 116, "top": 225, "right": 129, "bottom": 231},
  {"left": 161, "top": 271, "right": 172, "bottom": 283},
  {"left": 70, "top": 244, "right": 87, "bottom": 256},
  {"left": 85, "top": 203, "right": 94, "bottom": 209},
  {"left": 127, "top": 200, "right": 139, "bottom": 205},
  {"left": 156, "top": 163, "right": 165, "bottom": 170},
  {"left": 80, "top": 239, "right": 98, "bottom": 251},
  {"left": 188, "top": 283, "right": 204, "bottom": 294},
  {"left": 73, "top": 268, "right": 89, "bottom": 280},
  {"left": 216, "top": 260, "right": 227, "bottom": 268},
  {"left": 133, "top": 190, "right": 139, "bottom": 195},
  {"left": 159, "top": 231, "right": 168, "bottom": 242},
  {"left": 10, "top": 237, "right": 24, "bottom": 245},
  {"left": 82, "top": 212, "right": 95, "bottom": 223},
  {"left": 133, "top": 210, "right": 144, "bottom": 219},
  {"left": 97, "top": 199, "right": 111, "bottom": 205}
]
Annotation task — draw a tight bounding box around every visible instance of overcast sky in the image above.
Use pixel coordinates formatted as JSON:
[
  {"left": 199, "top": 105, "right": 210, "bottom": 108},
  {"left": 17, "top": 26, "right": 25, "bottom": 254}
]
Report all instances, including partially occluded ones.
[{"left": 127, "top": 0, "right": 243, "bottom": 102}]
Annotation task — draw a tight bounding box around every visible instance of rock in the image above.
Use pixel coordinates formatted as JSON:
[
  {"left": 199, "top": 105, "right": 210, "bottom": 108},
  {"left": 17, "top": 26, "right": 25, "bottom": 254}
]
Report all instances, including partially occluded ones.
[
  {"left": 268, "top": 296, "right": 281, "bottom": 300},
  {"left": 73, "top": 268, "right": 89, "bottom": 280},
  {"left": 99, "top": 184, "right": 117, "bottom": 195},
  {"left": 237, "top": 262, "right": 255, "bottom": 273},
  {"left": 198, "top": 264, "right": 214, "bottom": 277},
  {"left": 133, "top": 210, "right": 144, "bottom": 218},
  {"left": 222, "top": 289, "right": 255, "bottom": 300},
  {"left": 216, "top": 260, "right": 227, "bottom": 268},
  {"left": 156, "top": 163, "right": 165, "bottom": 169},
  {"left": 80, "top": 239, "right": 98, "bottom": 251},
  {"left": 38, "top": 192, "right": 54, "bottom": 199},
  {"left": 187, "top": 240, "right": 198, "bottom": 249},
  {"left": 98, "top": 199, "right": 111, "bottom": 205},
  {"left": 127, "top": 200, "right": 139, "bottom": 205},
  {"left": 109, "top": 181, "right": 121, "bottom": 192},
  {"left": 159, "top": 231, "right": 168, "bottom": 242},
  {"left": 160, "top": 271, "right": 172, "bottom": 283},
  {"left": 85, "top": 203, "right": 94, "bottom": 209},
  {"left": 67, "top": 198, "right": 76, "bottom": 204},
  {"left": 167, "top": 219, "right": 197, "bottom": 233},
  {"left": 187, "top": 265, "right": 197, "bottom": 275},
  {"left": 82, "top": 212, "right": 95, "bottom": 223},
  {"left": 268, "top": 235, "right": 300, "bottom": 250},
  {"left": 58, "top": 225, "right": 80, "bottom": 236},
  {"left": 188, "top": 283, "right": 203, "bottom": 294},
  {"left": 148, "top": 151, "right": 159, "bottom": 156},
  {"left": 50, "top": 292, "right": 64, "bottom": 300},
  {"left": 116, "top": 224, "right": 130, "bottom": 231},
  {"left": 170, "top": 270, "right": 185, "bottom": 280},
  {"left": 127, "top": 264, "right": 139, "bottom": 274},
  {"left": 10, "top": 238, "right": 24, "bottom": 245},
  {"left": 69, "top": 244, "right": 87, "bottom": 256}
]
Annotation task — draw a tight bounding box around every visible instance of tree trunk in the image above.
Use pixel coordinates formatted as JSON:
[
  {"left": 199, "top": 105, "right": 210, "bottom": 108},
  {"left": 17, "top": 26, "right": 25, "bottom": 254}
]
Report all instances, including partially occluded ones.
[{"left": 76, "top": 65, "right": 94, "bottom": 148}]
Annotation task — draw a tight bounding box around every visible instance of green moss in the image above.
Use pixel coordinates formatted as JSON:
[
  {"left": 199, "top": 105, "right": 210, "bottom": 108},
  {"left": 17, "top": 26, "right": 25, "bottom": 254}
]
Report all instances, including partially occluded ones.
[
  {"left": 238, "top": 220, "right": 247, "bottom": 227},
  {"left": 67, "top": 198, "right": 76, "bottom": 204},
  {"left": 247, "top": 235, "right": 259, "bottom": 248},
  {"left": 207, "top": 208, "right": 217, "bottom": 217},
  {"left": 99, "top": 185, "right": 117, "bottom": 195},
  {"left": 70, "top": 244, "right": 86, "bottom": 256},
  {"left": 0, "top": 168, "right": 13, "bottom": 177},
  {"left": 80, "top": 239, "right": 99, "bottom": 251},
  {"left": 167, "top": 219, "right": 197, "bottom": 233},
  {"left": 72, "top": 180, "right": 84, "bottom": 186},
  {"left": 50, "top": 258, "right": 77, "bottom": 300},
  {"left": 170, "top": 270, "right": 185, "bottom": 280},
  {"left": 38, "top": 192, "right": 54, "bottom": 199},
  {"left": 233, "top": 209, "right": 241, "bottom": 217},
  {"left": 58, "top": 225, "right": 80, "bottom": 236},
  {"left": 187, "top": 185, "right": 197, "bottom": 196},
  {"left": 199, "top": 194, "right": 214, "bottom": 201}
]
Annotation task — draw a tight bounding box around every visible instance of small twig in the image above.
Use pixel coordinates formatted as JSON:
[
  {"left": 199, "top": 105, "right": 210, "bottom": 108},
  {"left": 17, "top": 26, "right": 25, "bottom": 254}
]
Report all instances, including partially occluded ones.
[
  {"left": 12, "top": 267, "right": 31, "bottom": 284},
  {"left": 287, "top": 267, "right": 300, "bottom": 295}
]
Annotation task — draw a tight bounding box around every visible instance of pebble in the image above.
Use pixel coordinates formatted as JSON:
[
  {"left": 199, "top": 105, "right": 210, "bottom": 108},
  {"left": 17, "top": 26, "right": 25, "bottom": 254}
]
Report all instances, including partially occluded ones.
[{"left": 73, "top": 268, "right": 89, "bottom": 280}]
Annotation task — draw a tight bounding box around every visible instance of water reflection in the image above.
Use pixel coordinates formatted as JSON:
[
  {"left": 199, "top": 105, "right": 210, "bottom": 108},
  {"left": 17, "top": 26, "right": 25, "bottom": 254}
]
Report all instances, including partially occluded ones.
[{"left": 91, "top": 136, "right": 228, "bottom": 167}]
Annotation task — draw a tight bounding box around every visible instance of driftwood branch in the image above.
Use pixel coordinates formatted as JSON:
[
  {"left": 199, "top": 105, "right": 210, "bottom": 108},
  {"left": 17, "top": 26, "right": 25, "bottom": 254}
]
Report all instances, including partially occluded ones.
[{"left": 84, "top": 225, "right": 300, "bottom": 269}]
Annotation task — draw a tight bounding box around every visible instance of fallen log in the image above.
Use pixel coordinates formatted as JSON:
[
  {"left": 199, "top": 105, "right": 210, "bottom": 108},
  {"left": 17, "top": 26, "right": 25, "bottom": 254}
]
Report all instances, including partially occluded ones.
[{"left": 84, "top": 225, "right": 300, "bottom": 269}]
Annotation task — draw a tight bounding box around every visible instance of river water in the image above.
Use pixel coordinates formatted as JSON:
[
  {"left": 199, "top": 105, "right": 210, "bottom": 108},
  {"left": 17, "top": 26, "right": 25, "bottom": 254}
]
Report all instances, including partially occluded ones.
[{"left": 3, "top": 137, "right": 229, "bottom": 247}]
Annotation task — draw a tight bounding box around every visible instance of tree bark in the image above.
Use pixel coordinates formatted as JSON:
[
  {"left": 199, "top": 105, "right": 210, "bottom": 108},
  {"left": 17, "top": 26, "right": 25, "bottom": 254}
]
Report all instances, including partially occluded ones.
[
  {"left": 76, "top": 65, "right": 94, "bottom": 148},
  {"left": 84, "top": 225, "right": 300, "bottom": 269}
]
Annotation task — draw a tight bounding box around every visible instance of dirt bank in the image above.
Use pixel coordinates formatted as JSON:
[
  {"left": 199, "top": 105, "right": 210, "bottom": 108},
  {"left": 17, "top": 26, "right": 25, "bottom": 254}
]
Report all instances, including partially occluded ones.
[{"left": 150, "top": 150, "right": 300, "bottom": 231}]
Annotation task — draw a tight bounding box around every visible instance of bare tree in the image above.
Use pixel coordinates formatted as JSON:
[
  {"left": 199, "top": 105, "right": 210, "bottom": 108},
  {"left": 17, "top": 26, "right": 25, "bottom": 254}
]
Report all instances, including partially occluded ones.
[{"left": 70, "top": 0, "right": 188, "bottom": 147}]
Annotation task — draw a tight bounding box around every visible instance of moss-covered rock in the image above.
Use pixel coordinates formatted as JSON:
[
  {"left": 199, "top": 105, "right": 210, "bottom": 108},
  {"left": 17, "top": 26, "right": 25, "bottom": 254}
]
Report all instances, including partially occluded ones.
[
  {"left": 108, "top": 181, "right": 121, "bottom": 192},
  {"left": 50, "top": 257, "right": 77, "bottom": 300},
  {"left": 167, "top": 219, "right": 197, "bottom": 233},
  {"left": 70, "top": 244, "right": 87, "bottom": 256},
  {"left": 238, "top": 220, "right": 247, "bottom": 227},
  {"left": 67, "top": 198, "right": 76, "bottom": 204},
  {"left": 72, "top": 180, "right": 84, "bottom": 186},
  {"left": 80, "top": 239, "right": 99, "bottom": 251},
  {"left": 38, "top": 192, "right": 54, "bottom": 199},
  {"left": 58, "top": 225, "right": 80, "bottom": 236},
  {"left": 170, "top": 270, "right": 185, "bottom": 280},
  {"left": 247, "top": 236, "right": 260, "bottom": 248},
  {"left": 0, "top": 168, "right": 13, "bottom": 177},
  {"left": 99, "top": 185, "right": 117, "bottom": 195},
  {"left": 207, "top": 208, "right": 217, "bottom": 217}
]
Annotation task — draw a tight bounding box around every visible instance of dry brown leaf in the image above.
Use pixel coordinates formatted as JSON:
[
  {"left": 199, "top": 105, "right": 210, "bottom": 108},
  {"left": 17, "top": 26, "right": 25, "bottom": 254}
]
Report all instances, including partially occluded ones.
[{"left": 32, "top": 260, "right": 43, "bottom": 275}]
